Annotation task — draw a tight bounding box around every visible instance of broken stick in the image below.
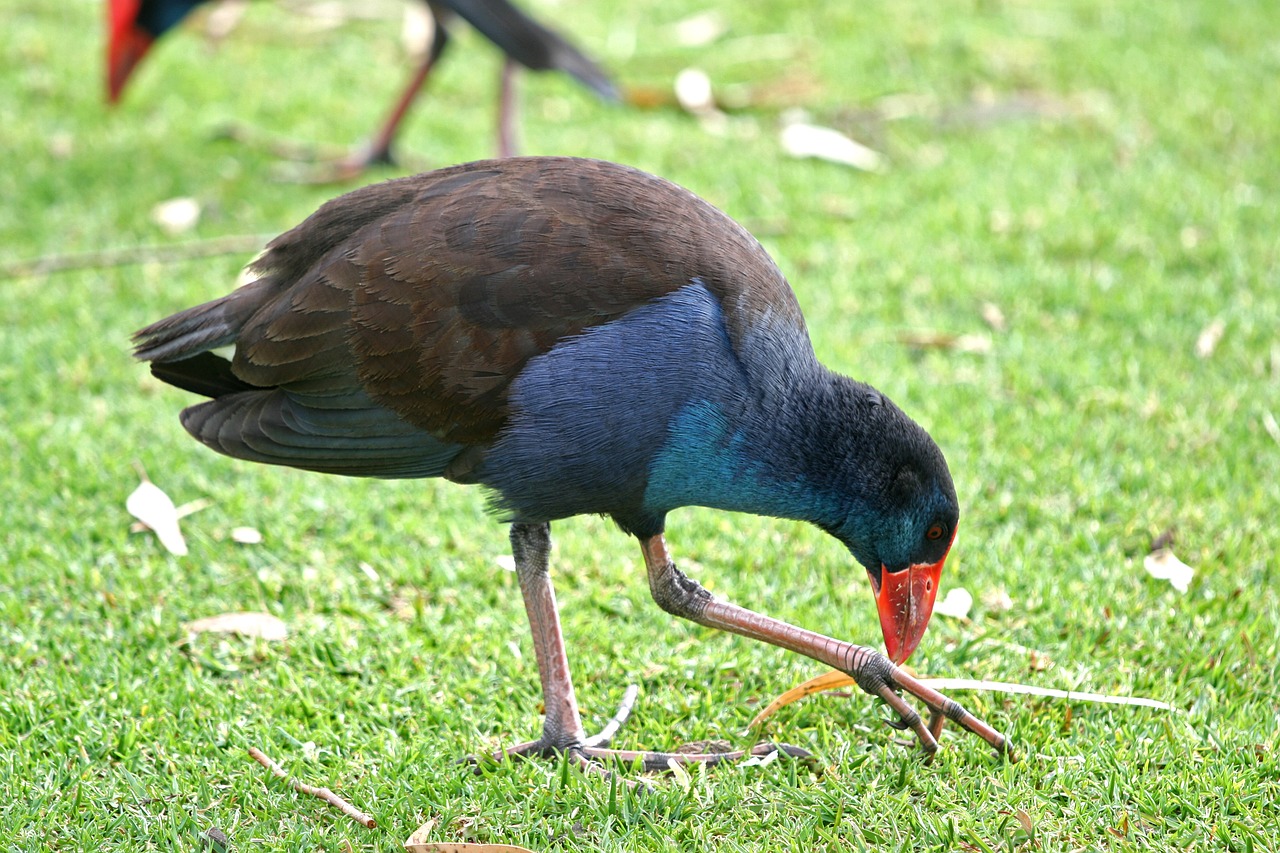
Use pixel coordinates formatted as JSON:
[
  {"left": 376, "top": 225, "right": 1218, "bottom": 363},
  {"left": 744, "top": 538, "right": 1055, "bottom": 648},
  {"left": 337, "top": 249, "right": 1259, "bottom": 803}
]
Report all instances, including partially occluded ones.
[{"left": 247, "top": 747, "right": 376, "bottom": 828}]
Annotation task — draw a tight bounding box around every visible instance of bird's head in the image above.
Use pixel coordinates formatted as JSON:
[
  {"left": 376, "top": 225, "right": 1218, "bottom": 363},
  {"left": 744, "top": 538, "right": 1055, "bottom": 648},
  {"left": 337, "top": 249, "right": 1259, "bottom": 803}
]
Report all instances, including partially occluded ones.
[
  {"left": 108, "top": 0, "right": 204, "bottom": 102},
  {"left": 819, "top": 387, "right": 959, "bottom": 665}
]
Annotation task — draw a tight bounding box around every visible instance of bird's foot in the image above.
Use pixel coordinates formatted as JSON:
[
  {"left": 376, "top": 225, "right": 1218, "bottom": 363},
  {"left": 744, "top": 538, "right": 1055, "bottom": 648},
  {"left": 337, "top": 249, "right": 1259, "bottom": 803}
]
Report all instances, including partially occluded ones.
[
  {"left": 845, "top": 647, "right": 1016, "bottom": 763},
  {"left": 212, "top": 122, "right": 421, "bottom": 184},
  {"left": 470, "top": 685, "right": 811, "bottom": 782}
]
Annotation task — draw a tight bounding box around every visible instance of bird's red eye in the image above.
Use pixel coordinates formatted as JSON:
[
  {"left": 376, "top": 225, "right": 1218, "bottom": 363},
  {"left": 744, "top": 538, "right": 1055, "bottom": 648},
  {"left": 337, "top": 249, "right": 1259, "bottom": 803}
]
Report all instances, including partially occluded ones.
[{"left": 926, "top": 524, "right": 944, "bottom": 541}]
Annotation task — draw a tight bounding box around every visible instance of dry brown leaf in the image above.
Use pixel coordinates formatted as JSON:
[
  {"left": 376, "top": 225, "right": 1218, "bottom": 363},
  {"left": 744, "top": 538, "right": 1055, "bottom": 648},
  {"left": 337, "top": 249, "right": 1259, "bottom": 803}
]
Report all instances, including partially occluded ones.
[
  {"left": 127, "top": 480, "right": 188, "bottom": 556},
  {"left": 185, "top": 612, "right": 287, "bottom": 641},
  {"left": 1143, "top": 548, "right": 1194, "bottom": 593},
  {"left": 1014, "top": 809, "right": 1034, "bottom": 835}
]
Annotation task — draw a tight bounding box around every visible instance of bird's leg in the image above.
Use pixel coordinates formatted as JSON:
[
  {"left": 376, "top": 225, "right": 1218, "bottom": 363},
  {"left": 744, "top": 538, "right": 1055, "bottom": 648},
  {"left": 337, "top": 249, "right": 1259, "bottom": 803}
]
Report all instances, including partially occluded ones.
[
  {"left": 641, "top": 535, "right": 1015, "bottom": 762},
  {"left": 482, "top": 524, "right": 811, "bottom": 776},
  {"left": 332, "top": 24, "right": 452, "bottom": 179},
  {"left": 496, "top": 59, "right": 520, "bottom": 158},
  {"left": 480, "top": 523, "right": 638, "bottom": 775}
]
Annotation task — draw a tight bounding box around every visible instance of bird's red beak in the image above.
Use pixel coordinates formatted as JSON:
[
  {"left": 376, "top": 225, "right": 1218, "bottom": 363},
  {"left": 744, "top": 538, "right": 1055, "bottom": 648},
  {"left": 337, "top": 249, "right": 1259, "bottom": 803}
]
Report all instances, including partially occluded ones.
[
  {"left": 108, "top": 0, "right": 152, "bottom": 103},
  {"left": 868, "top": 533, "right": 953, "bottom": 664}
]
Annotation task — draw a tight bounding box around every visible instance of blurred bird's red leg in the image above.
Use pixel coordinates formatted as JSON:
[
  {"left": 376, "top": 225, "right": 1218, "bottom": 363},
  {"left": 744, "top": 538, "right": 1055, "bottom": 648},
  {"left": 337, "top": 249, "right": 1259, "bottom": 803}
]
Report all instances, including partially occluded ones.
[
  {"left": 640, "top": 535, "right": 1016, "bottom": 761},
  {"left": 497, "top": 59, "right": 520, "bottom": 158},
  {"left": 338, "top": 24, "right": 452, "bottom": 177}
]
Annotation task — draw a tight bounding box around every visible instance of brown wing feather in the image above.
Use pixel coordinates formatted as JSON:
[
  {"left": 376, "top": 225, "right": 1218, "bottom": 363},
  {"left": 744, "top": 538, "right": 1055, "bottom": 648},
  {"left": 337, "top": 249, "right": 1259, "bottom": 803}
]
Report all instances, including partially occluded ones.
[{"left": 159, "top": 157, "right": 802, "bottom": 447}]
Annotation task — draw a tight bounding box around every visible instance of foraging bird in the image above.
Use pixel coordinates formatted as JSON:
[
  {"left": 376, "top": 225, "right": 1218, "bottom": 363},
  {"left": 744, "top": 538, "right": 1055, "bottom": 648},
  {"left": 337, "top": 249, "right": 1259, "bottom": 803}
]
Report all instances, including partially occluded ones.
[
  {"left": 107, "top": 0, "right": 617, "bottom": 174},
  {"left": 134, "top": 157, "right": 1011, "bottom": 768}
]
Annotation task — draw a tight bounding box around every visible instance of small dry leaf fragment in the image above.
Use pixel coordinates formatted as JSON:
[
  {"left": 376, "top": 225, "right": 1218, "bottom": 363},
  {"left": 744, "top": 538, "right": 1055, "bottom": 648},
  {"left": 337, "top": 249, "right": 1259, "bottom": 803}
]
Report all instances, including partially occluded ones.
[
  {"left": 1262, "top": 411, "right": 1280, "bottom": 446},
  {"left": 670, "top": 10, "right": 728, "bottom": 47},
  {"left": 674, "top": 68, "right": 716, "bottom": 115},
  {"left": 934, "top": 587, "right": 973, "bottom": 620},
  {"left": 203, "top": 0, "right": 249, "bottom": 41},
  {"left": 981, "top": 587, "right": 1014, "bottom": 613},
  {"left": 1194, "top": 318, "right": 1226, "bottom": 358},
  {"left": 1028, "top": 649, "right": 1054, "bottom": 672},
  {"left": 151, "top": 197, "right": 201, "bottom": 236},
  {"left": 127, "top": 480, "right": 189, "bottom": 556},
  {"left": 185, "top": 612, "right": 287, "bottom": 641},
  {"left": 1015, "top": 809, "right": 1034, "bottom": 835},
  {"left": 780, "top": 121, "right": 885, "bottom": 172},
  {"left": 667, "top": 757, "right": 693, "bottom": 791},
  {"left": 980, "top": 301, "right": 1007, "bottom": 332},
  {"left": 1143, "top": 548, "right": 1194, "bottom": 593},
  {"left": 48, "top": 132, "right": 74, "bottom": 159},
  {"left": 231, "top": 526, "right": 262, "bottom": 544}
]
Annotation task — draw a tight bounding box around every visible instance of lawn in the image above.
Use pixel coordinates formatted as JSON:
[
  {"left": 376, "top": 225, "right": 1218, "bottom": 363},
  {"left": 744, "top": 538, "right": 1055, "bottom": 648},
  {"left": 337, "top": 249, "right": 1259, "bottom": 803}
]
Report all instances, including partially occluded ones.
[{"left": 2, "top": 0, "right": 1278, "bottom": 849}]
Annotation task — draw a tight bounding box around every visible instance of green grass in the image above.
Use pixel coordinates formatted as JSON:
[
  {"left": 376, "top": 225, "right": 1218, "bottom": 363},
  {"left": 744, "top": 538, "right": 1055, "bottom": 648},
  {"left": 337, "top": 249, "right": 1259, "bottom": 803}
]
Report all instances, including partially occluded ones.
[{"left": 3, "top": 0, "right": 1279, "bottom": 849}]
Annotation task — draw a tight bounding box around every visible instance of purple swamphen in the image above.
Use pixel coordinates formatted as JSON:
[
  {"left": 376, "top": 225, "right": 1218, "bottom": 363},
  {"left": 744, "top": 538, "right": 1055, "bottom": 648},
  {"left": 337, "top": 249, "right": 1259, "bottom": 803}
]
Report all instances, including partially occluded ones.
[
  {"left": 107, "top": 0, "right": 617, "bottom": 173},
  {"left": 134, "top": 157, "right": 1012, "bottom": 770}
]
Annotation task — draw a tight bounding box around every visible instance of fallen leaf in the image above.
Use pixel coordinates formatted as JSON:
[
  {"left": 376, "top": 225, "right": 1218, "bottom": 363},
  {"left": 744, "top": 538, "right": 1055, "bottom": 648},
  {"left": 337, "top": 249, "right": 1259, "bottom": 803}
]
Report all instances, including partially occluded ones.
[
  {"left": 1014, "top": 809, "right": 1034, "bottom": 835},
  {"left": 670, "top": 10, "right": 728, "bottom": 47},
  {"left": 128, "top": 497, "right": 211, "bottom": 533},
  {"left": 980, "top": 301, "right": 1007, "bottom": 332},
  {"left": 1194, "top": 318, "right": 1225, "bottom": 358},
  {"left": 151, "top": 197, "right": 201, "bottom": 236},
  {"left": 48, "top": 132, "right": 73, "bottom": 159},
  {"left": 127, "top": 480, "right": 188, "bottom": 556},
  {"left": 1143, "top": 548, "right": 1194, "bottom": 593},
  {"left": 934, "top": 587, "right": 973, "bottom": 620},
  {"left": 674, "top": 68, "right": 716, "bottom": 115},
  {"left": 780, "top": 121, "right": 885, "bottom": 172},
  {"left": 185, "top": 612, "right": 287, "bottom": 641},
  {"left": 231, "top": 526, "right": 262, "bottom": 544}
]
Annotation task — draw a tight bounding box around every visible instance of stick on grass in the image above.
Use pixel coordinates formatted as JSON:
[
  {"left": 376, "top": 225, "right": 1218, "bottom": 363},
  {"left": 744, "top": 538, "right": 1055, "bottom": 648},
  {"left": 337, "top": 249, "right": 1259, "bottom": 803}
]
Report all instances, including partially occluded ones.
[{"left": 247, "top": 747, "right": 376, "bottom": 829}]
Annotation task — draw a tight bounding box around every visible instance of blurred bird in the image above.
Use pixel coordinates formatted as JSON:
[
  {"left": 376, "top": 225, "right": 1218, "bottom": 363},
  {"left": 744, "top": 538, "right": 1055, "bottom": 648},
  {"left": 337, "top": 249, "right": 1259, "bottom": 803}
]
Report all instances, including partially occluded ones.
[
  {"left": 107, "top": 0, "right": 618, "bottom": 177},
  {"left": 134, "top": 156, "right": 1011, "bottom": 769}
]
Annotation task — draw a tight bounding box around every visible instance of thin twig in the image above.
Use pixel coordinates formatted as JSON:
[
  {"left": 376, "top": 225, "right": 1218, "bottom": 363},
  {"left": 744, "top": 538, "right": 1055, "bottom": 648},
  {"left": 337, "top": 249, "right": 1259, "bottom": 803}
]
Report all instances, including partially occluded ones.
[
  {"left": 247, "top": 747, "right": 376, "bottom": 829},
  {"left": 1, "top": 234, "right": 271, "bottom": 280}
]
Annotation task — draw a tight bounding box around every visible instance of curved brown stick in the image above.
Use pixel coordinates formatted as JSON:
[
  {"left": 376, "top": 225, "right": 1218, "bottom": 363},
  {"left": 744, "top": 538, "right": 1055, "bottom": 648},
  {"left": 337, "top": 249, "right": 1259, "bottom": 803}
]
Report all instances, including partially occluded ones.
[{"left": 247, "top": 747, "right": 376, "bottom": 828}]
